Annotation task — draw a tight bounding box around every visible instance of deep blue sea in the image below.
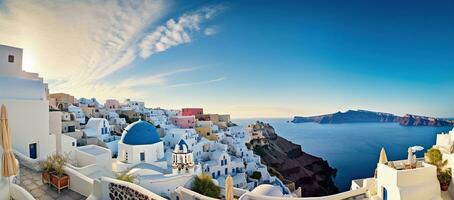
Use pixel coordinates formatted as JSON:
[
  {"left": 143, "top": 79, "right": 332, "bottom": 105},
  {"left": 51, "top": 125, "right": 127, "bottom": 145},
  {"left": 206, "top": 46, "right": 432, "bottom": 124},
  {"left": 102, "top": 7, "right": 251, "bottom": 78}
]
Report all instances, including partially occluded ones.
[{"left": 233, "top": 118, "right": 453, "bottom": 192}]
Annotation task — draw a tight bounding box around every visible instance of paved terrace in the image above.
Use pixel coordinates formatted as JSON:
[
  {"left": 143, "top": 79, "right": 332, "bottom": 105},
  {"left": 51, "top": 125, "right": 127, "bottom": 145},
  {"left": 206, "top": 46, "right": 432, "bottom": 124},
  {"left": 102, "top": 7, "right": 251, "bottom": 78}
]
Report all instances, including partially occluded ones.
[{"left": 17, "top": 165, "right": 86, "bottom": 200}]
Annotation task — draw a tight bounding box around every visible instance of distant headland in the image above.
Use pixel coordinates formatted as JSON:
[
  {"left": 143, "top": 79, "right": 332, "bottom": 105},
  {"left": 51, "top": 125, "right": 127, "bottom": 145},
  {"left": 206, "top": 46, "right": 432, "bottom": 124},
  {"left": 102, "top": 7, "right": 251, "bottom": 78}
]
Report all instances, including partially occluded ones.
[{"left": 292, "top": 110, "right": 454, "bottom": 127}]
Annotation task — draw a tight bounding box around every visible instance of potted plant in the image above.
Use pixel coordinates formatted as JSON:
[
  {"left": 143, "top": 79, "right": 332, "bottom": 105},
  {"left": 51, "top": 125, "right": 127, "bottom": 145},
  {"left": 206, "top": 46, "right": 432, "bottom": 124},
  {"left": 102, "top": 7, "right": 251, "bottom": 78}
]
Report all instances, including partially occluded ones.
[
  {"left": 43, "top": 153, "right": 70, "bottom": 193},
  {"left": 425, "top": 148, "right": 452, "bottom": 191},
  {"left": 439, "top": 169, "right": 452, "bottom": 191},
  {"left": 40, "top": 156, "right": 54, "bottom": 184}
]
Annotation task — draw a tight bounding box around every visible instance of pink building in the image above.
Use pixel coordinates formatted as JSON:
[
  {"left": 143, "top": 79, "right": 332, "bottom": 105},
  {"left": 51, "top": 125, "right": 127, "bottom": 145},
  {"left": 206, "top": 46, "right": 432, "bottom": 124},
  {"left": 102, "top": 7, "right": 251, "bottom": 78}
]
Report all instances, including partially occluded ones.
[
  {"left": 182, "top": 108, "right": 203, "bottom": 116},
  {"left": 105, "top": 99, "right": 120, "bottom": 111},
  {"left": 170, "top": 116, "right": 196, "bottom": 128}
]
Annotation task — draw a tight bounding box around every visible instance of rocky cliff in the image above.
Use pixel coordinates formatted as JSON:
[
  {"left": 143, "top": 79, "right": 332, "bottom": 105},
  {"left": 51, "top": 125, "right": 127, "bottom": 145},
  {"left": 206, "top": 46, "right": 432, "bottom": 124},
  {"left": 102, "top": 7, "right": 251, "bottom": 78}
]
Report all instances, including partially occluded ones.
[
  {"left": 247, "top": 122, "right": 338, "bottom": 197},
  {"left": 292, "top": 110, "right": 399, "bottom": 124},
  {"left": 292, "top": 110, "right": 453, "bottom": 127},
  {"left": 399, "top": 114, "right": 454, "bottom": 127}
]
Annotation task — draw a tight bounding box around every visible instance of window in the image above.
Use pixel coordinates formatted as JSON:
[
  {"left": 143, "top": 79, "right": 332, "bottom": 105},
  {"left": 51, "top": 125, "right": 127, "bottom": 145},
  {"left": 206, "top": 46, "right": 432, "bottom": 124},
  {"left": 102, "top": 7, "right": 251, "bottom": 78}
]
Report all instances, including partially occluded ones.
[
  {"left": 8, "top": 55, "right": 14, "bottom": 63},
  {"left": 72, "top": 142, "right": 75, "bottom": 146},
  {"left": 212, "top": 172, "right": 215, "bottom": 178},
  {"left": 140, "top": 152, "right": 145, "bottom": 161},
  {"left": 225, "top": 168, "right": 228, "bottom": 175},
  {"left": 217, "top": 171, "right": 220, "bottom": 177}
]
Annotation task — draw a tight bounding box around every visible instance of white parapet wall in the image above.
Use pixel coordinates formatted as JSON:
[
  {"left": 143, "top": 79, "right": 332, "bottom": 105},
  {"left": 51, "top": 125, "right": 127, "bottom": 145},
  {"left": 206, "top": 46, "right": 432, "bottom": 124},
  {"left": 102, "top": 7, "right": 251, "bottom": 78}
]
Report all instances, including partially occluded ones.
[
  {"left": 64, "top": 166, "right": 94, "bottom": 197},
  {"left": 13, "top": 149, "right": 41, "bottom": 171},
  {"left": 76, "top": 145, "right": 112, "bottom": 172},
  {"left": 237, "top": 188, "right": 367, "bottom": 200},
  {"left": 88, "top": 177, "right": 167, "bottom": 200},
  {"left": 10, "top": 183, "right": 36, "bottom": 200},
  {"left": 172, "top": 186, "right": 219, "bottom": 200}
]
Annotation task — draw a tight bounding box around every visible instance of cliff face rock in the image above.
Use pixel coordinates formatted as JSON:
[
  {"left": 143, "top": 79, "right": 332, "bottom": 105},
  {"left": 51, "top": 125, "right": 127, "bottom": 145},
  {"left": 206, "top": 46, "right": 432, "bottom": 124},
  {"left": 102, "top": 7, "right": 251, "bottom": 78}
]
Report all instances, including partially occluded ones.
[
  {"left": 292, "top": 110, "right": 398, "bottom": 124},
  {"left": 399, "top": 114, "right": 454, "bottom": 127},
  {"left": 248, "top": 122, "right": 338, "bottom": 197},
  {"left": 292, "top": 110, "right": 453, "bottom": 127}
]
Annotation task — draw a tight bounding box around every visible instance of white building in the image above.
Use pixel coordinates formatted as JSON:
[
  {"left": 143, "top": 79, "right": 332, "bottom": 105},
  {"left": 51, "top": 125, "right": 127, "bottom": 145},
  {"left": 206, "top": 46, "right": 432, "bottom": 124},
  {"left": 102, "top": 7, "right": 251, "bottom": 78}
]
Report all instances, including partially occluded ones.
[
  {"left": 83, "top": 118, "right": 120, "bottom": 155},
  {"left": 84, "top": 118, "right": 110, "bottom": 137},
  {"left": 118, "top": 120, "right": 165, "bottom": 165},
  {"left": 375, "top": 160, "right": 441, "bottom": 200},
  {"left": 123, "top": 99, "right": 146, "bottom": 112},
  {"left": 49, "top": 111, "right": 78, "bottom": 155},
  {"left": 68, "top": 105, "right": 86, "bottom": 124},
  {"left": 0, "top": 44, "right": 55, "bottom": 160},
  {"left": 79, "top": 97, "right": 102, "bottom": 108},
  {"left": 163, "top": 128, "right": 199, "bottom": 150}
]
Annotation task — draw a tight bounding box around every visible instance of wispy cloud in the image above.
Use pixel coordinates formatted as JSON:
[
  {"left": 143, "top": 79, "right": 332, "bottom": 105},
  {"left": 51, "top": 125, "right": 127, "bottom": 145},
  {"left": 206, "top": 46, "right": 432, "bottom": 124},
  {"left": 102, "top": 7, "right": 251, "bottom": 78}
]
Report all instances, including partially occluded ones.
[
  {"left": 139, "top": 4, "right": 226, "bottom": 58},
  {"left": 166, "top": 77, "right": 226, "bottom": 88},
  {"left": 204, "top": 27, "right": 219, "bottom": 36},
  {"left": 117, "top": 67, "right": 199, "bottom": 88},
  {"left": 0, "top": 0, "right": 226, "bottom": 100},
  {"left": 0, "top": 0, "right": 166, "bottom": 90}
]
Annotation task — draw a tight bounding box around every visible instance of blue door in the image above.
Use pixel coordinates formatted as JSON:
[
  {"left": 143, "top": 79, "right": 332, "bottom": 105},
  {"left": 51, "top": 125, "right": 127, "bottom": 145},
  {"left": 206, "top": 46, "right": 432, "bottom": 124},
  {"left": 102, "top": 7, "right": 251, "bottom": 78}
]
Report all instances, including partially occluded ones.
[
  {"left": 140, "top": 152, "right": 145, "bottom": 161},
  {"left": 383, "top": 187, "right": 387, "bottom": 200},
  {"left": 29, "top": 143, "right": 37, "bottom": 159}
]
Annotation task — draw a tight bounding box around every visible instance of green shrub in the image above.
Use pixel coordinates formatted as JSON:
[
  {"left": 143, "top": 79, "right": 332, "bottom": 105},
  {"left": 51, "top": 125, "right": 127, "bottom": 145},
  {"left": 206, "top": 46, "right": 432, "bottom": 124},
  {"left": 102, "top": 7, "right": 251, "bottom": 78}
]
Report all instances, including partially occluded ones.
[
  {"left": 253, "top": 146, "right": 266, "bottom": 157},
  {"left": 191, "top": 174, "right": 220, "bottom": 198},
  {"left": 116, "top": 170, "right": 136, "bottom": 183},
  {"left": 250, "top": 171, "right": 262, "bottom": 180},
  {"left": 425, "top": 148, "right": 448, "bottom": 172}
]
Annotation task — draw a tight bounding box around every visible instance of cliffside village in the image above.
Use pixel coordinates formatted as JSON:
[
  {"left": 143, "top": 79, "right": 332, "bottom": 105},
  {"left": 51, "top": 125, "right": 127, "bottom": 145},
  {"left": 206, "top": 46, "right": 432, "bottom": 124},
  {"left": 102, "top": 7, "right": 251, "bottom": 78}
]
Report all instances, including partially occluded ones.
[{"left": 2, "top": 44, "right": 454, "bottom": 200}]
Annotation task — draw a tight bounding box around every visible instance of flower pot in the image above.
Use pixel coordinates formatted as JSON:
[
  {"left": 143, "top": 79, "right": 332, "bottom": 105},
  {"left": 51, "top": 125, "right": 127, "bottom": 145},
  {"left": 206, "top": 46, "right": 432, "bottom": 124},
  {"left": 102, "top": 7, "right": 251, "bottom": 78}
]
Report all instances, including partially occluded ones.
[
  {"left": 41, "top": 170, "right": 55, "bottom": 184},
  {"left": 50, "top": 173, "right": 70, "bottom": 193},
  {"left": 441, "top": 184, "right": 449, "bottom": 191}
]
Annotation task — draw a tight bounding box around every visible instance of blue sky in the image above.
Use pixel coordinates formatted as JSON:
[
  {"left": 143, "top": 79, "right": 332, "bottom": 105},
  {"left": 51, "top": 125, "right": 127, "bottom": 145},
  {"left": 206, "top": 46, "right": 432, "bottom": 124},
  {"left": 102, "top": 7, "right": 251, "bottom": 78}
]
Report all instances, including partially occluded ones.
[{"left": 1, "top": 0, "right": 453, "bottom": 118}]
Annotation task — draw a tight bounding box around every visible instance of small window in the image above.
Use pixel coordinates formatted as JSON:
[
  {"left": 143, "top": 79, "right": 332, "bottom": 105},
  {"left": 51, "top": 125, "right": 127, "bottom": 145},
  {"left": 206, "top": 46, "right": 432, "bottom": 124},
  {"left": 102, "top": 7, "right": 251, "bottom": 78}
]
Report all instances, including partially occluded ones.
[{"left": 8, "top": 55, "right": 14, "bottom": 63}]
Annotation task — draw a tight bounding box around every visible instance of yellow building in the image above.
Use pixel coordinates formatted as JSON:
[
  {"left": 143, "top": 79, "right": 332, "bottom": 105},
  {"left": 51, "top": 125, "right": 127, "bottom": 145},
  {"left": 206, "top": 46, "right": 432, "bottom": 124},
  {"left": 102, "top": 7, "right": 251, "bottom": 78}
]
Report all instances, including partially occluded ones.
[{"left": 195, "top": 127, "right": 217, "bottom": 141}]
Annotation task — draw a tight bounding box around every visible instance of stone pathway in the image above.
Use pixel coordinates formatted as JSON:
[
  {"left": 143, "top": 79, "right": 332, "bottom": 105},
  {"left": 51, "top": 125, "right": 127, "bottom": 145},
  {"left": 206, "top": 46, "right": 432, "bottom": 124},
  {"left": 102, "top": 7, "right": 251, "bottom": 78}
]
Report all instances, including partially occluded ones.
[{"left": 18, "top": 165, "right": 86, "bottom": 200}]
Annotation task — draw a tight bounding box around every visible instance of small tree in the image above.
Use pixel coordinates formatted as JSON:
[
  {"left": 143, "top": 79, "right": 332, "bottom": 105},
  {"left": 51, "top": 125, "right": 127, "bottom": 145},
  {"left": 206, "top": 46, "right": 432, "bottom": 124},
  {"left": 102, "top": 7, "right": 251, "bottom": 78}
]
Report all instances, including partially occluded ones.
[
  {"left": 191, "top": 174, "right": 220, "bottom": 198},
  {"left": 250, "top": 171, "right": 262, "bottom": 180}
]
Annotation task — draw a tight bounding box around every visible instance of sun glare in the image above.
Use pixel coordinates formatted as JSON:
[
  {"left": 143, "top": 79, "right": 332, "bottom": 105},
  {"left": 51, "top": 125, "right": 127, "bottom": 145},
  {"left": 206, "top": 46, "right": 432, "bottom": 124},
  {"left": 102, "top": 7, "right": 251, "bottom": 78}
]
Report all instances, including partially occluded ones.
[{"left": 22, "top": 53, "right": 34, "bottom": 72}]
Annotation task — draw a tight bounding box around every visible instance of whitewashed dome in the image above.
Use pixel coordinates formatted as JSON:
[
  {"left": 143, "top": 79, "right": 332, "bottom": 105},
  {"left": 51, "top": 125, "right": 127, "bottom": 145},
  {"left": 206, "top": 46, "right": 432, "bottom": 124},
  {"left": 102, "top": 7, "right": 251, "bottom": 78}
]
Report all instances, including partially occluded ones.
[{"left": 250, "top": 184, "right": 283, "bottom": 197}]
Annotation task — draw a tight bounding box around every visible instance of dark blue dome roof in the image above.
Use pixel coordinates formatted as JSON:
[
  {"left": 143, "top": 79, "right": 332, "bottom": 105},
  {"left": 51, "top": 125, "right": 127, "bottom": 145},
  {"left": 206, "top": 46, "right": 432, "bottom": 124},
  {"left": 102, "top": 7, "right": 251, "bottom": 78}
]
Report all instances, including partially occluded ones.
[
  {"left": 122, "top": 120, "right": 161, "bottom": 145},
  {"left": 178, "top": 139, "right": 188, "bottom": 150}
]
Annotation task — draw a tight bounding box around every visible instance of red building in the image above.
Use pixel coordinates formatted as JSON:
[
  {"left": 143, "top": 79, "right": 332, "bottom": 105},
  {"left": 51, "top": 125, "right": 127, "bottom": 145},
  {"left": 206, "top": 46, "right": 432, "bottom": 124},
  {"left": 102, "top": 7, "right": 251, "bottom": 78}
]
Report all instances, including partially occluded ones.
[{"left": 182, "top": 108, "right": 203, "bottom": 116}]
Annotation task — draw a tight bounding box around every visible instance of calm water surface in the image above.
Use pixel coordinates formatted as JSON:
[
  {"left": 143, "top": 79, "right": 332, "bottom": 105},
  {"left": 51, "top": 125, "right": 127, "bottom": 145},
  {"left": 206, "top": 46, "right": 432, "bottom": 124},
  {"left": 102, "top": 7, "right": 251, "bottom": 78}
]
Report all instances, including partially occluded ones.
[{"left": 233, "top": 118, "right": 453, "bottom": 191}]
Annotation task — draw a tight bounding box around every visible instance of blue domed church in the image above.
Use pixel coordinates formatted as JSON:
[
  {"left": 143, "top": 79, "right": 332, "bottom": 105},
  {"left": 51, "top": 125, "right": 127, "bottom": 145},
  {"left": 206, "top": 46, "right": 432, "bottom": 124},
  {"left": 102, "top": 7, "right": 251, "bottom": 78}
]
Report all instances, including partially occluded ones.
[{"left": 118, "top": 120, "right": 164, "bottom": 164}]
